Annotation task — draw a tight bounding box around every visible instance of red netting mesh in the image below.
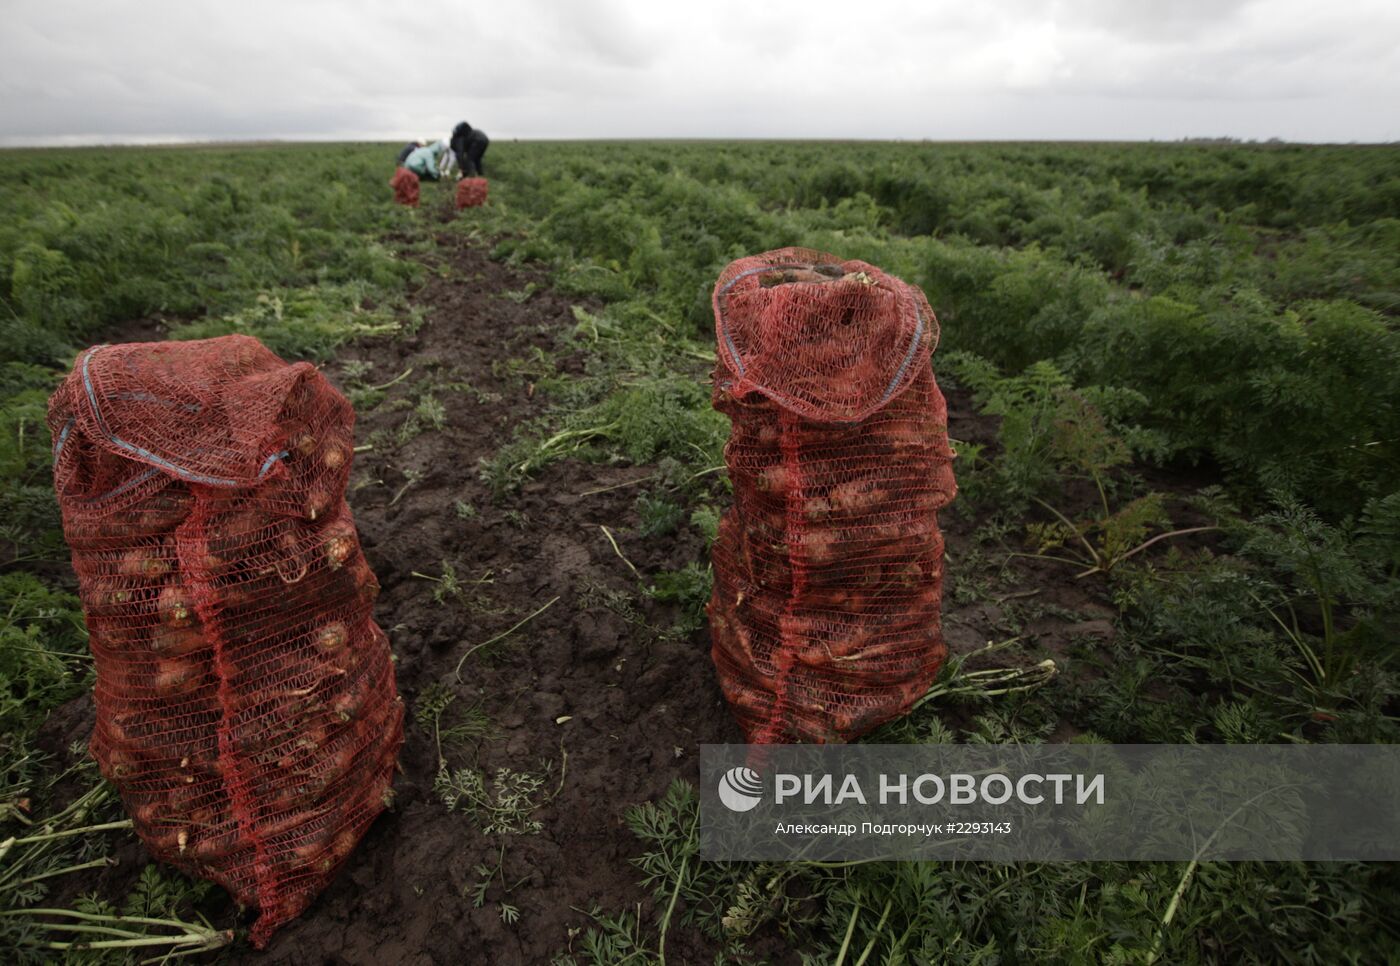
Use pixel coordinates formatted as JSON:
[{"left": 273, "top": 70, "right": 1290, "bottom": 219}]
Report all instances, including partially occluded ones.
[
  {"left": 455, "top": 177, "right": 488, "bottom": 209},
  {"left": 389, "top": 166, "right": 419, "bottom": 207},
  {"left": 47, "top": 335, "right": 404, "bottom": 947},
  {"left": 708, "top": 248, "right": 957, "bottom": 744}
]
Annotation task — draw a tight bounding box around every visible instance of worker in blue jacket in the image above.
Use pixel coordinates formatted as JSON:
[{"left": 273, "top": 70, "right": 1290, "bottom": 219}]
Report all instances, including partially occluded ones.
[{"left": 403, "top": 140, "right": 450, "bottom": 181}]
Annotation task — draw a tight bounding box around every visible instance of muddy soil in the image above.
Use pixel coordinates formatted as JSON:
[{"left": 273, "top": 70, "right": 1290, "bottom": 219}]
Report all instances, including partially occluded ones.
[
  {"left": 248, "top": 235, "right": 748, "bottom": 964},
  {"left": 34, "top": 227, "right": 1137, "bottom": 964}
]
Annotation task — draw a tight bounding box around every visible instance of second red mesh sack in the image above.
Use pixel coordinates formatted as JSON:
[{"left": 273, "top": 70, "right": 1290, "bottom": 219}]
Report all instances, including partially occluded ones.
[
  {"left": 389, "top": 166, "right": 419, "bottom": 207},
  {"left": 455, "top": 177, "right": 488, "bottom": 209},
  {"left": 708, "top": 248, "right": 957, "bottom": 744},
  {"left": 48, "top": 335, "right": 403, "bottom": 946}
]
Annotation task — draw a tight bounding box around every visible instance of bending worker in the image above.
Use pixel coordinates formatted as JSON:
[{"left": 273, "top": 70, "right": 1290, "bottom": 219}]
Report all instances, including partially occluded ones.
[
  {"left": 403, "top": 139, "right": 450, "bottom": 181},
  {"left": 449, "top": 121, "right": 489, "bottom": 177}
]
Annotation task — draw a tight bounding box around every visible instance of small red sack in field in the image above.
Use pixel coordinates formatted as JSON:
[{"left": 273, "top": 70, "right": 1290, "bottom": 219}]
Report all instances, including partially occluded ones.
[
  {"left": 708, "top": 248, "right": 957, "bottom": 744},
  {"left": 48, "top": 335, "right": 404, "bottom": 947},
  {"left": 455, "top": 177, "right": 488, "bottom": 209},
  {"left": 390, "top": 166, "right": 419, "bottom": 207}
]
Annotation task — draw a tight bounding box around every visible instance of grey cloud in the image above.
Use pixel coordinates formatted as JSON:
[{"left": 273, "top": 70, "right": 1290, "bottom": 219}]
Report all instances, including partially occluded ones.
[
  {"left": 1052, "top": 0, "right": 1262, "bottom": 42},
  {"left": 0, "top": 0, "right": 1396, "bottom": 145},
  {"left": 552, "top": 1, "right": 662, "bottom": 69}
]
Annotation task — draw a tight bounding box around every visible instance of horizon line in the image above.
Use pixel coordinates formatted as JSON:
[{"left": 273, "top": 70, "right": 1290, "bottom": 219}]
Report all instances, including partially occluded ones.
[{"left": 3, "top": 135, "right": 1398, "bottom": 151}]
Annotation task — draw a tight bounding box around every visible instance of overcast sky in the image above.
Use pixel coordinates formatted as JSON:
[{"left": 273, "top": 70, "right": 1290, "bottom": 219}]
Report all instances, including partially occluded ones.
[{"left": 2, "top": 0, "right": 1397, "bottom": 146}]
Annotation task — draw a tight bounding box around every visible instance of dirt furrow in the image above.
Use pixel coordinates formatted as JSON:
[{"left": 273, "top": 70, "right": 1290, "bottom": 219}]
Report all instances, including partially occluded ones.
[{"left": 237, "top": 233, "right": 739, "bottom": 964}]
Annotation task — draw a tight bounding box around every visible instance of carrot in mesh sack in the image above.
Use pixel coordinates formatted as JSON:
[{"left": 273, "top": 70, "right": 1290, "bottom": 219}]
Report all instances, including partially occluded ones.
[
  {"left": 390, "top": 165, "right": 420, "bottom": 207},
  {"left": 455, "top": 177, "right": 488, "bottom": 209},
  {"left": 48, "top": 335, "right": 403, "bottom": 947},
  {"left": 708, "top": 248, "right": 957, "bottom": 744}
]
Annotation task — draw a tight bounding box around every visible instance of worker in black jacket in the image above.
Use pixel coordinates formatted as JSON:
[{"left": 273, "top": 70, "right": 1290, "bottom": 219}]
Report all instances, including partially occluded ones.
[{"left": 449, "top": 121, "right": 490, "bottom": 177}]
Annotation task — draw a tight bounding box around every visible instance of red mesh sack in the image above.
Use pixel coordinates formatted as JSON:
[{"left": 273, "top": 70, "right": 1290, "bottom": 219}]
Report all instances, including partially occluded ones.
[
  {"left": 708, "top": 248, "right": 957, "bottom": 744},
  {"left": 48, "top": 335, "right": 404, "bottom": 947},
  {"left": 389, "top": 166, "right": 419, "bottom": 207},
  {"left": 455, "top": 177, "right": 488, "bottom": 209}
]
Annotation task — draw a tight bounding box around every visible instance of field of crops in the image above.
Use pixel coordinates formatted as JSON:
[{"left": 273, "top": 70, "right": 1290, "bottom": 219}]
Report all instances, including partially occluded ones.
[{"left": 2, "top": 139, "right": 1398, "bottom": 963}]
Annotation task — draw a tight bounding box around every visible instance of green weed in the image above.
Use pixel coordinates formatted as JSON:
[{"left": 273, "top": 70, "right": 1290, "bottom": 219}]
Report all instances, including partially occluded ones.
[
  {"left": 411, "top": 561, "right": 495, "bottom": 611},
  {"left": 414, "top": 681, "right": 494, "bottom": 769},
  {"left": 635, "top": 493, "right": 685, "bottom": 538},
  {"left": 648, "top": 563, "right": 712, "bottom": 636},
  {"left": 0, "top": 574, "right": 90, "bottom": 768},
  {"left": 435, "top": 761, "right": 558, "bottom": 836}
]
